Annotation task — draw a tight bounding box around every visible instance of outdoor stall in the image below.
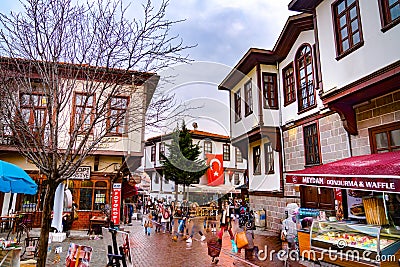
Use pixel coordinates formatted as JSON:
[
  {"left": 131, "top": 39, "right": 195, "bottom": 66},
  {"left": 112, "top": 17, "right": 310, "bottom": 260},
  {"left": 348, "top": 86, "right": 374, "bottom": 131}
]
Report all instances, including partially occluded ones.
[
  {"left": 286, "top": 151, "right": 400, "bottom": 266},
  {"left": 0, "top": 160, "right": 38, "bottom": 266}
]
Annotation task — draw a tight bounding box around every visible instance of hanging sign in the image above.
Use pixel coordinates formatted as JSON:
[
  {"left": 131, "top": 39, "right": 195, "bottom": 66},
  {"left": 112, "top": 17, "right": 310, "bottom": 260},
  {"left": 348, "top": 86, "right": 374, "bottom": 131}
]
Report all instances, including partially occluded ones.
[
  {"left": 111, "top": 183, "right": 122, "bottom": 225},
  {"left": 70, "top": 166, "right": 91, "bottom": 179}
]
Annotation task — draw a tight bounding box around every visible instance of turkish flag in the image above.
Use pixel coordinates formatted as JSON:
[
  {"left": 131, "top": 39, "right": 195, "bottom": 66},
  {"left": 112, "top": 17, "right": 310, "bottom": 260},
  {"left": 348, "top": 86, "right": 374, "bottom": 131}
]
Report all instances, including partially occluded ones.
[{"left": 206, "top": 154, "right": 224, "bottom": 186}]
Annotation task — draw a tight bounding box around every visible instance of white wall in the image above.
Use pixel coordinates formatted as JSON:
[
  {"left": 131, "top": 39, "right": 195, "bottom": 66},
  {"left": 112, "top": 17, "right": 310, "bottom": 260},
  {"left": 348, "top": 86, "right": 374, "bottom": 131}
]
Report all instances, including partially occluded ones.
[
  {"left": 230, "top": 68, "right": 260, "bottom": 139},
  {"left": 143, "top": 133, "right": 247, "bottom": 195},
  {"left": 316, "top": 0, "right": 400, "bottom": 92},
  {"left": 248, "top": 139, "right": 281, "bottom": 192},
  {"left": 278, "top": 30, "right": 324, "bottom": 125},
  {"left": 56, "top": 80, "right": 147, "bottom": 155},
  {"left": 260, "top": 65, "right": 280, "bottom": 127}
]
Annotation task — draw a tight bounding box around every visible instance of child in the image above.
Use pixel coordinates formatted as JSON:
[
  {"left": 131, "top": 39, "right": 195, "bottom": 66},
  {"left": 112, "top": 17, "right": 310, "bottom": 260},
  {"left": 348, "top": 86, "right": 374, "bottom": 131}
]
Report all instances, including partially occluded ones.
[{"left": 144, "top": 220, "right": 152, "bottom": 236}]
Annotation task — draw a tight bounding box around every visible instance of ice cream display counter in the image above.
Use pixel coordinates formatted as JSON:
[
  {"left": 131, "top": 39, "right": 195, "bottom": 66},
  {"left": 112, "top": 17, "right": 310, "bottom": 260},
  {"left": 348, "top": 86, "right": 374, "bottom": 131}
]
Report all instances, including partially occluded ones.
[{"left": 310, "top": 221, "right": 400, "bottom": 266}]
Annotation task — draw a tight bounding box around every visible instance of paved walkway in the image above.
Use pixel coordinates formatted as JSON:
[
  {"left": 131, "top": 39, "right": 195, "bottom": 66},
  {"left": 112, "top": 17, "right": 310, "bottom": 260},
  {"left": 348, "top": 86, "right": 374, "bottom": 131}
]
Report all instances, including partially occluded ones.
[{"left": 4, "top": 218, "right": 300, "bottom": 266}]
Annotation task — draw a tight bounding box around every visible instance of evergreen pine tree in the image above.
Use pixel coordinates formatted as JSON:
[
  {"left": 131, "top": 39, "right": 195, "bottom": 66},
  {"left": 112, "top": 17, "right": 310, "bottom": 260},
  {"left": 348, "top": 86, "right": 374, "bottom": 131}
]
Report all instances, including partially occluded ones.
[{"left": 161, "top": 121, "right": 208, "bottom": 199}]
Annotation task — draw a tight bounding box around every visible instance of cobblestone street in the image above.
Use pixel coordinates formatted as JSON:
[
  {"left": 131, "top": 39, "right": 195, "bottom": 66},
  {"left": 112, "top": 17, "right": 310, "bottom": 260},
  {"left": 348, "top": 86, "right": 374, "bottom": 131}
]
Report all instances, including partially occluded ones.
[{"left": 37, "top": 218, "right": 299, "bottom": 267}]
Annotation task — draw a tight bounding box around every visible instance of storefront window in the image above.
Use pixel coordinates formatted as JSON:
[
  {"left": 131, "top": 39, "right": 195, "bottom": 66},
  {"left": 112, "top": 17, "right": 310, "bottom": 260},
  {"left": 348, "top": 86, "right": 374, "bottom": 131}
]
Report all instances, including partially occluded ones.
[
  {"left": 93, "top": 181, "right": 107, "bottom": 210},
  {"left": 386, "top": 193, "right": 400, "bottom": 227},
  {"left": 79, "top": 181, "right": 93, "bottom": 210}
]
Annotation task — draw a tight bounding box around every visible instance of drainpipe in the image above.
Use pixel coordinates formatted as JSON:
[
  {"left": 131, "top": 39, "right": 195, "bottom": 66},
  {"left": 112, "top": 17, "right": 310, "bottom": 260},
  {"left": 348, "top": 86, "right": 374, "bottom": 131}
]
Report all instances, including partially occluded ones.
[
  {"left": 277, "top": 61, "right": 285, "bottom": 172},
  {"left": 313, "top": 10, "right": 324, "bottom": 93},
  {"left": 229, "top": 90, "right": 233, "bottom": 139},
  {"left": 346, "top": 132, "right": 353, "bottom": 157},
  {"left": 276, "top": 61, "right": 287, "bottom": 195},
  {"left": 256, "top": 64, "right": 264, "bottom": 126}
]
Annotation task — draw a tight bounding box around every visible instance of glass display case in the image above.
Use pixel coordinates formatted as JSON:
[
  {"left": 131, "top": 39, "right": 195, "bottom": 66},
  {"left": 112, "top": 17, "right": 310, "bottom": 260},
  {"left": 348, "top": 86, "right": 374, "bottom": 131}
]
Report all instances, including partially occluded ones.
[{"left": 310, "top": 221, "right": 400, "bottom": 266}]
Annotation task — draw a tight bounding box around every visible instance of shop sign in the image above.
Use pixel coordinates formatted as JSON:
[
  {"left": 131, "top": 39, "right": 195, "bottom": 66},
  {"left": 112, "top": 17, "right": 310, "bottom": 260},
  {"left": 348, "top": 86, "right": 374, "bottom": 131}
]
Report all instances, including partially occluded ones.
[
  {"left": 70, "top": 166, "right": 91, "bottom": 179},
  {"left": 334, "top": 188, "right": 344, "bottom": 221},
  {"left": 346, "top": 190, "right": 372, "bottom": 219},
  {"left": 286, "top": 175, "right": 400, "bottom": 193},
  {"left": 111, "top": 183, "right": 122, "bottom": 225}
]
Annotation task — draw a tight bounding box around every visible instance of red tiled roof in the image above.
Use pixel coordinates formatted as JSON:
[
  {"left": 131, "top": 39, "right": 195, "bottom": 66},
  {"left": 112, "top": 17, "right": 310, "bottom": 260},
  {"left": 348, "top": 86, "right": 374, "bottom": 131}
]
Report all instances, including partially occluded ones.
[
  {"left": 189, "top": 130, "right": 229, "bottom": 139},
  {"left": 146, "top": 129, "right": 230, "bottom": 144}
]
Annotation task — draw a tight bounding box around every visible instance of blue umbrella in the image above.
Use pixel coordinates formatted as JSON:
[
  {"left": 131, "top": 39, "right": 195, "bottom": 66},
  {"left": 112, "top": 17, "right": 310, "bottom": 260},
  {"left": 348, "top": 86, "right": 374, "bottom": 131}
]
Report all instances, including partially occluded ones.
[{"left": 0, "top": 160, "right": 38, "bottom": 195}]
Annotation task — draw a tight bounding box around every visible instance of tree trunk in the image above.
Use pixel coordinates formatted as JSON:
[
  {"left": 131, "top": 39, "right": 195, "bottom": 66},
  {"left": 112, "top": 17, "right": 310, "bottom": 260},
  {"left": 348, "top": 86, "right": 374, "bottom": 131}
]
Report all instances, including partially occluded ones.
[
  {"left": 174, "top": 181, "right": 179, "bottom": 202},
  {"left": 37, "top": 181, "right": 58, "bottom": 267},
  {"left": 182, "top": 184, "right": 186, "bottom": 200}
]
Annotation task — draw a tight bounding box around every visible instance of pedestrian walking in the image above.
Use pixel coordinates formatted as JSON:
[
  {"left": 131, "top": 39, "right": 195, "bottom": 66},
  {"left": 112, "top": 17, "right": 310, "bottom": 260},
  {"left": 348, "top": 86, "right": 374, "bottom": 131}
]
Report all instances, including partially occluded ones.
[
  {"left": 172, "top": 216, "right": 186, "bottom": 241},
  {"left": 185, "top": 218, "right": 206, "bottom": 243},
  {"left": 144, "top": 220, "right": 152, "bottom": 236},
  {"left": 220, "top": 201, "right": 235, "bottom": 252},
  {"left": 236, "top": 210, "right": 256, "bottom": 260},
  {"left": 155, "top": 205, "right": 162, "bottom": 233},
  {"left": 244, "top": 226, "right": 255, "bottom": 260},
  {"left": 161, "top": 204, "right": 170, "bottom": 233}
]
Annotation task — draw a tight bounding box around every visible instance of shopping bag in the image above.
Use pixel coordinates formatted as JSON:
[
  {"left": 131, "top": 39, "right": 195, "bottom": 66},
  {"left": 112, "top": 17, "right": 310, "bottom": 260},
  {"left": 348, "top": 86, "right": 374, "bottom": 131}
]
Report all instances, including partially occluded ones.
[
  {"left": 235, "top": 231, "right": 249, "bottom": 249},
  {"left": 207, "top": 236, "right": 222, "bottom": 257}
]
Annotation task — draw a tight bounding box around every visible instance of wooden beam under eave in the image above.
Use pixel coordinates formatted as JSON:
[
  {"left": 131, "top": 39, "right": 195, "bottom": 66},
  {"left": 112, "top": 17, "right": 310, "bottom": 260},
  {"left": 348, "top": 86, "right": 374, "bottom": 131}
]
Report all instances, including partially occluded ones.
[{"left": 329, "top": 102, "right": 358, "bottom": 135}]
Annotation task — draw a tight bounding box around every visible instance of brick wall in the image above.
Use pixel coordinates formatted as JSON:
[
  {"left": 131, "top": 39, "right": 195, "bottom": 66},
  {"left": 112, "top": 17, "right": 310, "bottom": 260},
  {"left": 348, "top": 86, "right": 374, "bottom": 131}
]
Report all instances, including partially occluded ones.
[
  {"left": 283, "top": 113, "right": 350, "bottom": 171},
  {"left": 353, "top": 90, "right": 400, "bottom": 156},
  {"left": 72, "top": 211, "right": 103, "bottom": 230},
  {"left": 32, "top": 210, "right": 102, "bottom": 230},
  {"left": 249, "top": 195, "right": 300, "bottom": 233}
]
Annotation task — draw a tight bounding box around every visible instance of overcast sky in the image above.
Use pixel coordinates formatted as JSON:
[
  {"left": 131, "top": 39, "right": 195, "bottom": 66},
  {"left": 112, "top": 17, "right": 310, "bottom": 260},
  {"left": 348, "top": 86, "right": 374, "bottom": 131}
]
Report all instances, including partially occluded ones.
[
  {"left": 165, "top": 0, "right": 296, "bottom": 67},
  {"left": 151, "top": 0, "right": 297, "bottom": 137},
  {"left": 0, "top": 0, "right": 297, "bottom": 137}
]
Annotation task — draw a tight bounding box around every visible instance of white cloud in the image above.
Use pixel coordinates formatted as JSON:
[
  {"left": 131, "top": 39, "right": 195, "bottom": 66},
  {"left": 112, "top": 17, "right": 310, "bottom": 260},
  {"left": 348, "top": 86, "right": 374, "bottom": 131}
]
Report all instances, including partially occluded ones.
[{"left": 166, "top": 0, "right": 297, "bottom": 66}]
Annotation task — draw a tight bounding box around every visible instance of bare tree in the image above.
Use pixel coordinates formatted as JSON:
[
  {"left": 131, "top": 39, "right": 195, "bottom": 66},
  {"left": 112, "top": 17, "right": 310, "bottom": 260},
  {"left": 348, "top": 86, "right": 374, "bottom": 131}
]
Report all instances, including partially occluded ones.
[{"left": 0, "top": 0, "right": 193, "bottom": 265}]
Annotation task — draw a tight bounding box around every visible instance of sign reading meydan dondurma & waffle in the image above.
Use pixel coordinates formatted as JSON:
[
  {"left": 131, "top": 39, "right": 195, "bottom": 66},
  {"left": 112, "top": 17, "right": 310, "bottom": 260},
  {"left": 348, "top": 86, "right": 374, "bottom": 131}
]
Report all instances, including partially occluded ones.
[{"left": 286, "top": 175, "right": 399, "bottom": 193}]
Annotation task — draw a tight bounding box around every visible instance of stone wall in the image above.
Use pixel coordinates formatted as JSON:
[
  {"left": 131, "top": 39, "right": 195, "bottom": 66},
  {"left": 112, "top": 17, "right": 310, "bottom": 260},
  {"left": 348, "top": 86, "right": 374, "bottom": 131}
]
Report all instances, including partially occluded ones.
[
  {"left": 283, "top": 113, "right": 350, "bottom": 172},
  {"left": 283, "top": 126, "right": 304, "bottom": 172},
  {"left": 249, "top": 195, "right": 300, "bottom": 233},
  {"left": 352, "top": 90, "right": 400, "bottom": 156},
  {"left": 319, "top": 113, "right": 350, "bottom": 162}
]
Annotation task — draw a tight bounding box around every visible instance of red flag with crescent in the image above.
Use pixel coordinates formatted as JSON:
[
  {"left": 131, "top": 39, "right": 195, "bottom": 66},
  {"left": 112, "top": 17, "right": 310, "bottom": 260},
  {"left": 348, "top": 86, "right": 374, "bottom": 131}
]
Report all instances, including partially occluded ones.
[{"left": 206, "top": 154, "right": 224, "bottom": 186}]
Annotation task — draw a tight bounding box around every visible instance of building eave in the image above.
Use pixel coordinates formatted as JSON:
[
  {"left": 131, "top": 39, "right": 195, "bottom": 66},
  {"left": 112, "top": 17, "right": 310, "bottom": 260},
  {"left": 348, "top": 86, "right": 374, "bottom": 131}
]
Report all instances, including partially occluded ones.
[
  {"left": 288, "top": 0, "right": 323, "bottom": 13},
  {"left": 219, "top": 13, "right": 314, "bottom": 92},
  {"left": 273, "top": 13, "right": 314, "bottom": 61},
  {"left": 218, "top": 48, "right": 276, "bottom": 91}
]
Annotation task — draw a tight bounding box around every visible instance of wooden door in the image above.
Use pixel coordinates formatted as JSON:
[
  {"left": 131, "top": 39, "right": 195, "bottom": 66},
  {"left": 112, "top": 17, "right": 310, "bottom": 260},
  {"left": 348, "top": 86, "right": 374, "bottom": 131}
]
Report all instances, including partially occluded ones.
[
  {"left": 319, "top": 187, "right": 335, "bottom": 210},
  {"left": 301, "top": 186, "right": 318, "bottom": 209}
]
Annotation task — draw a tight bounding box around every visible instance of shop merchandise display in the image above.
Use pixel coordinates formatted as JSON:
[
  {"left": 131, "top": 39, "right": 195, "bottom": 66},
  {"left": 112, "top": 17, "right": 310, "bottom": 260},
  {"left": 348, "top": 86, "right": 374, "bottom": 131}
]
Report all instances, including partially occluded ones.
[
  {"left": 362, "top": 197, "right": 388, "bottom": 225},
  {"left": 313, "top": 231, "right": 395, "bottom": 251}
]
